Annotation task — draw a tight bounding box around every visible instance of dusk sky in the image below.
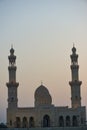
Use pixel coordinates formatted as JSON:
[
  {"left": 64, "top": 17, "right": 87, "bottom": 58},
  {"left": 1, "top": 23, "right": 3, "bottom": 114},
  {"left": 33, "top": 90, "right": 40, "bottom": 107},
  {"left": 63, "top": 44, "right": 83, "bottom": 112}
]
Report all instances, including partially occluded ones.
[{"left": 0, "top": 0, "right": 87, "bottom": 123}]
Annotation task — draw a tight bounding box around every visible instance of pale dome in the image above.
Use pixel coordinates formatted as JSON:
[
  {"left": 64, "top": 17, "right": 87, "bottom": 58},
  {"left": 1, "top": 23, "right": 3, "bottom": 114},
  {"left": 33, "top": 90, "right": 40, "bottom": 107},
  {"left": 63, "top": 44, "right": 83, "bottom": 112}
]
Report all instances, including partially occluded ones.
[{"left": 34, "top": 84, "right": 52, "bottom": 107}]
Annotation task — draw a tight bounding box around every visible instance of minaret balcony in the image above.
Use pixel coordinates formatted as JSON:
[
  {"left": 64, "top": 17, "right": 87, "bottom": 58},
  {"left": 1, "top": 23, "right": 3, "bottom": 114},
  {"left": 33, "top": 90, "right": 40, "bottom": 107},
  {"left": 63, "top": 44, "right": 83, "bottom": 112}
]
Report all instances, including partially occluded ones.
[
  {"left": 8, "top": 55, "right": 16, "bottom": 61},
  {"left": 69, "top": 80, "right": 82, "bottom": 86},
  {"left": 8, "top": 66, "right": 16, "bottom": 70},
  {"left": 70, "top": 64, "right": 79, "bottom": 69},
  {"left": 6, "top": 82, "right": 19, "bottom": 88}
]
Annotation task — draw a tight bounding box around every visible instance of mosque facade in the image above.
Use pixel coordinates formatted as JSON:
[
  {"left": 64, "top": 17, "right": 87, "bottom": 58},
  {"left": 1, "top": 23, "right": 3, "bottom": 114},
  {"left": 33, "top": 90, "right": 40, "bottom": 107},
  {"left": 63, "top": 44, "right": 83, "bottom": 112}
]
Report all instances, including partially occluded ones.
[{"left": 6, "top": 46, "right": 86, "bottom": 128}]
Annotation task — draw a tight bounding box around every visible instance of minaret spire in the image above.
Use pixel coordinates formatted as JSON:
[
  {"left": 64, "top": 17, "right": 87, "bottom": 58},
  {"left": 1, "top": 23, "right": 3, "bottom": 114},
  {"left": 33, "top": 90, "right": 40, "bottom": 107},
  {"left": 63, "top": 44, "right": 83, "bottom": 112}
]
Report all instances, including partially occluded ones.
[
  {"left": 41, "top": 80, "right": 43, "bottom": 85},
  {"left": 11, "top": 44, "right": 13, "bottom": 49},
  {"left": 6, "top": 47, "right": 19, "bottom": 108},
  {"left": 73, "top": 42, "right": 75, "bottom": 48},
  {"left": 69, "top": 46, "right": 82, "bottom": 108}
]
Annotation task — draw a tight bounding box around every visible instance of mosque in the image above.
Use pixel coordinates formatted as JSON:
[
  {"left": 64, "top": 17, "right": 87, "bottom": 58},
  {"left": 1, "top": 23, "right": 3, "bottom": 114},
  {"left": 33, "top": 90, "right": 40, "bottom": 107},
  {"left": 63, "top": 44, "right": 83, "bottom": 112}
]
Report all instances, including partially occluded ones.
[{"left": 6, "top": 46, "right": 86, "bottom": 128}]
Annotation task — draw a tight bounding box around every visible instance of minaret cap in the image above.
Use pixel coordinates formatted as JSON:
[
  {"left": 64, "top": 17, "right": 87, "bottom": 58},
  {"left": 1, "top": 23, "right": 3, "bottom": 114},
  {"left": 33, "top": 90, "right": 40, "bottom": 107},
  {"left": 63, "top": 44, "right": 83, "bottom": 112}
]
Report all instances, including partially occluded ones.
[
  {"left": 72, "top": 44, "right": 76, "bottom": 54},
  {"left": 10, "top": 45, "right": 14, "bottom": 55}
]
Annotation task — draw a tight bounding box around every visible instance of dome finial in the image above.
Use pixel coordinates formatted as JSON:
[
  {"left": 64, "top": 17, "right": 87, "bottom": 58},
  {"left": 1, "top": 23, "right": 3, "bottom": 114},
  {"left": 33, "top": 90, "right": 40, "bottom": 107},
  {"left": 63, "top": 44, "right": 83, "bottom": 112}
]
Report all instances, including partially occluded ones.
[
  {"left": 41, "top": 80, "right": 43, "bottom": 85},
  {"left": 73, "top": 42, "right": 75, "bottom": 47},
  {"left": 11, "top": 44, "right": 13, "bottom": 49}
]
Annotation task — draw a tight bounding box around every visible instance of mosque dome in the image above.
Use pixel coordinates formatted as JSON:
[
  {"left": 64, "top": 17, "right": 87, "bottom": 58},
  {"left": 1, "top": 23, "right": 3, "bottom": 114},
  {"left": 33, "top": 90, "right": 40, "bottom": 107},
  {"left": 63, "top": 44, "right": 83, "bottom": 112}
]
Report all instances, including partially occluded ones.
[{"left": 34, "top": 84, "right": 52, "bottom": 107}]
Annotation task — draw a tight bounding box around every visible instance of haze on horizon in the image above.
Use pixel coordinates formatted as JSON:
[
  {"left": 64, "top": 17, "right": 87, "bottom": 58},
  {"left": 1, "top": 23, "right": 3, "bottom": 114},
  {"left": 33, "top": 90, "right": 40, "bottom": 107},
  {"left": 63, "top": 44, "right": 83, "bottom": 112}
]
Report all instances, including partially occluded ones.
[{"left": 0, "top": 0, "right": 87, "bottom": 123}]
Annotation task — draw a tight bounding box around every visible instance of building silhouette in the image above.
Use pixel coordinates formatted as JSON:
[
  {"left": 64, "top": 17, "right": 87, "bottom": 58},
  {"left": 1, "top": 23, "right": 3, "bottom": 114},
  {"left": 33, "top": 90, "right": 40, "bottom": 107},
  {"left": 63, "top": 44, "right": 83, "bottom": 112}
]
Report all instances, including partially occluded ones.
[{"left": 6, "top": 46, "right": 86, "bottom": 128}]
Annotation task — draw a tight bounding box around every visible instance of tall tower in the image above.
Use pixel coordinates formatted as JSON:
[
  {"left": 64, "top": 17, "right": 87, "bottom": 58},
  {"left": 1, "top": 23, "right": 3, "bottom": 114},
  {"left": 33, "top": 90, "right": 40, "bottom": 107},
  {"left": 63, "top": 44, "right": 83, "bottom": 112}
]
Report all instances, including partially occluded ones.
[
  {"left": 6, "top": 46, "right": 19, "bottom": 109},
  {"left": 69, "top": 46, "right": 82, "bottom": 108}
]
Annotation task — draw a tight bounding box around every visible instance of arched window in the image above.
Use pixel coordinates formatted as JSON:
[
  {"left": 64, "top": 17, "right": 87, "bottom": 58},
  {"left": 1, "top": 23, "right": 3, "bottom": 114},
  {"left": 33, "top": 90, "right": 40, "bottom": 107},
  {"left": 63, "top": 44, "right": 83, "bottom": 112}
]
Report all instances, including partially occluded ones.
[
  {"left": 72, "top": 116, "right": 78, "bottom": 126},
  {"left": 16, "top": 117, "right": 21, "bottom": 128},
  {"left": 22, "top": 117, "right": 28, "bottom": 128},
  {"left": 29, "top": 117, "right": 35, "bottom": 128},
  {"left": 66, "top": 116, "right": 70, "bottom": 127},
  {"left": 43, "top": 115, "right": 50, "bottom": 127},
  {"left": 59, "top": 116, "right": 64, "bottom": 127},
  {"left": 10, "top": 120, "right": 12, "bottom": 126},
  {"left": 81, "top": 117, "right": 84, "bottom": 125}
]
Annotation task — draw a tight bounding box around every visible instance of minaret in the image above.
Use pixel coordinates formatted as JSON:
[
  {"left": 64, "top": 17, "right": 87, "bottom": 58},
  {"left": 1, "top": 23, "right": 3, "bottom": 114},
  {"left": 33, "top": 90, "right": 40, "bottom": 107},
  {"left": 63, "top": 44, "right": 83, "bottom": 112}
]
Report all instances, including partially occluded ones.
[
  {"left": 69, "top": 45, "right": 82, "bottom": 108},
  {"left": 6, "top": 46, "right": 19, "bottom": 109}
]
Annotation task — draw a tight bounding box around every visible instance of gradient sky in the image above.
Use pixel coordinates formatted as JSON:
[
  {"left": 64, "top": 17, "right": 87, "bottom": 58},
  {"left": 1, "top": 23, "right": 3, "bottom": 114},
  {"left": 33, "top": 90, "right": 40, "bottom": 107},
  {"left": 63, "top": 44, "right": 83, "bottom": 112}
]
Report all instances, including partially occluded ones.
[{"left": 0, "top": 0, "right": 87, "bottom": 123}]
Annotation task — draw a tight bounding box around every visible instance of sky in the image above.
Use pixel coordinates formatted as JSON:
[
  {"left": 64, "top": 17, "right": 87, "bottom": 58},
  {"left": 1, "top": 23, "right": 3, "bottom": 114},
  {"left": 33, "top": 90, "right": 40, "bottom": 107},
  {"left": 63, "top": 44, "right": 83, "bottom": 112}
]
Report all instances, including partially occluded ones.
[{"left": 0, "top": 0, "right": 87, "bottom": 123}]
